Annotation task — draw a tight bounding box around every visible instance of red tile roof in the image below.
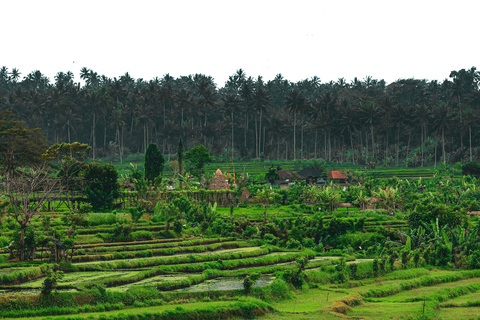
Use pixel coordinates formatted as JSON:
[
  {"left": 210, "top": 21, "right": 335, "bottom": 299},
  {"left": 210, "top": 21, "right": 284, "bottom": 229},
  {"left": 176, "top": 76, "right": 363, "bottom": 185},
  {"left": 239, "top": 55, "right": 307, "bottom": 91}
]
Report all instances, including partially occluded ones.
[{"left": 328, "top": 170, "right": 348, "bottom": 180}]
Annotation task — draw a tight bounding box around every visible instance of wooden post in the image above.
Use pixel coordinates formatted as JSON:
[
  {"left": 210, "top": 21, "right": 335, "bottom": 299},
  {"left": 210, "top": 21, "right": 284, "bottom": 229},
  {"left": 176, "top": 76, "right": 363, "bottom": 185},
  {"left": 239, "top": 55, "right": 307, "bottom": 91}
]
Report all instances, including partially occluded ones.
[
  {"left": 423, "top": 299, "right": 425, "bottom": 314},
  {"left": 327, "top": 293, "right": 329, "bottom": 302}
]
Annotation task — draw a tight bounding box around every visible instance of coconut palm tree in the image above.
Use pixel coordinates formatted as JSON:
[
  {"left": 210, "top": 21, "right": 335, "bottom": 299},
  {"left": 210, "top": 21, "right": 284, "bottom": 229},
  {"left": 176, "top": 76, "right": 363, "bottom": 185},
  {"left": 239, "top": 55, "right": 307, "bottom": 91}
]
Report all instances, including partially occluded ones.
[
  {"left": 222, "top": 93, "right": 241, "bottom": 159},
  {"left": 285, "top": 88, "right": 307, "bottom": 160},
  {"left": 431, "top": 103, "right": 454, "bottom": 165}
]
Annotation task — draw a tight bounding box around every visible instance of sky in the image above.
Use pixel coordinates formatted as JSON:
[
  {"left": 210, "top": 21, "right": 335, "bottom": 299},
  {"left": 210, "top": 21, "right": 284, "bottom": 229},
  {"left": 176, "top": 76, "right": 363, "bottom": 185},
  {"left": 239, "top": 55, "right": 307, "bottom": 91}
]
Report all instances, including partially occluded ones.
[{"left": 2, "top": 0, "right": 479, "bottom": 87}]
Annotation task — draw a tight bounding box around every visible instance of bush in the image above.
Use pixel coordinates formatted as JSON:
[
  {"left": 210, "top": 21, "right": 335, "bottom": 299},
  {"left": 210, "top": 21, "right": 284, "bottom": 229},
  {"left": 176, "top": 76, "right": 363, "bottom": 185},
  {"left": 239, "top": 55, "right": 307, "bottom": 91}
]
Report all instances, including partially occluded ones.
[
  {"left": 263, "top": 233, "right": 278, "bottom": 246},
  {"left": 467, "top": 250, "right": 480, "bottom": 269},
  {"left": 87, "top": 213, "right": 117, "bottom": 226},
  {"left": 130, "top": 231, "right": 153, "bottom": 241},
  {"left": 0, "top": 236, "right": 9, "bottom": 247},
  {"left": 83, "top": 162, "right": 120, "bottom": 212},
  {"left": 462, "top": 161, "right": 480, "bottom": 178}
]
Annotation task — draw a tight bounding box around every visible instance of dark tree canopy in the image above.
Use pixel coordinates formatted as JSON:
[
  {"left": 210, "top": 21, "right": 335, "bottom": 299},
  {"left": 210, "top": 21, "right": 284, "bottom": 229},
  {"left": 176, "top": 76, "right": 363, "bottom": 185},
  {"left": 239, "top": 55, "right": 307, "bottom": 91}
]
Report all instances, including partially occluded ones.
[
  {"left": 82, "top": 162, "right": 120, "bottom": 212},
  {"left": 185, "top": 145, "right": 214, "bottom": 178},
  {"left": 177, "top": 138, "right": 184, "bottom": 176},
  {"left": 462, "top": 161, "right": 480, "bottom": 178},
  {"left": 0, "top": 111, "right": 47, "bottom": 173},
  {"left": 144, "top": 143, "right": 165, "bottom": 182},
  {"left": 1, "top": 66, "right": 480, "bottom": 166}
]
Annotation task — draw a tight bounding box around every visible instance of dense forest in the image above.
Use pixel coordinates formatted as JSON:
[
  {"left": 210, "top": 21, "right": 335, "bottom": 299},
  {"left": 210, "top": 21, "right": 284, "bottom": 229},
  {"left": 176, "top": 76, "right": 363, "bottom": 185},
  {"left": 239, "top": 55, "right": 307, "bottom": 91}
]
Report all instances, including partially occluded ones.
[{"left": 1, "top": 66, "right": 479, "bottom": 166}]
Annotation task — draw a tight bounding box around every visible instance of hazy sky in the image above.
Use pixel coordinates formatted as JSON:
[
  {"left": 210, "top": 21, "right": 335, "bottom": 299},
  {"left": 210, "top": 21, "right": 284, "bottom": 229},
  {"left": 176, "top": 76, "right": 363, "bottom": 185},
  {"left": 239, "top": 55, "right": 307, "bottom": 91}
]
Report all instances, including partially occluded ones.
[{"left": 2, "top": 0, "right": 479, "bottom": 87}]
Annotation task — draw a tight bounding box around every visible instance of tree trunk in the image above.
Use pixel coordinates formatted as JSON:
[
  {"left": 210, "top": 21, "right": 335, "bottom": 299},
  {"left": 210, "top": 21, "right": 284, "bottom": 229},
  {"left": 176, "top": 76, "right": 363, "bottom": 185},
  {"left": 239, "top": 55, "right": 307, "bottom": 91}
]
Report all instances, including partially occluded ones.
[
  {"left": 351, "top": 131, "right": 355, "bottom": 165},
  {"left": 231, "top": 110, "right": 234, "bottom": 159},
  {"left": 20, "top": 226, "right": 25, "bottom": 261},
  {"left": 371, "top": 125, "right": 375, "bottom": 160},
  {"left": 470, "top": 125, "right": 472, "bottom": 162},
  {"left": 92, "top": 112, "right": 96, "bottom": 159},
  {"left": 442, "top": 127, "right": 446, "bottom": 164},
  {"left": 293, "top": 113, "right": 296, "bottom": 161},
  {"left": 301, "top": 120, "right": 304, "bottom": 159}
]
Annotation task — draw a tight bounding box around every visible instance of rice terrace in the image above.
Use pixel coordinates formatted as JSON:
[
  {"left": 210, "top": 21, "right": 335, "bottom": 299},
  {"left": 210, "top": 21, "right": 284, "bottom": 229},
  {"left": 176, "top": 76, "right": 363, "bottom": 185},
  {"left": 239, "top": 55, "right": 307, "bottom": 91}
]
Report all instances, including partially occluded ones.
[{"left": 1, "top": 66, "right": 480, "bottom": 320}]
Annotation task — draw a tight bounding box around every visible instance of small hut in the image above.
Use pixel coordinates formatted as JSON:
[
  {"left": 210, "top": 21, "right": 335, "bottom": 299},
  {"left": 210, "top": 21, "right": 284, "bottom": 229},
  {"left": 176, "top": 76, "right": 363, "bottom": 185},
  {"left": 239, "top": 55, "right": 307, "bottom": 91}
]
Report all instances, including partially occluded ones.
[
  {"left": 240, "top": 187, "right": 251, "bottom": 201},
  {"left": 208, "top": 169, "right": 229, "bottom": 190},
  {"left": 298, "top": 166, "right": 323, "bottom": 185},
  {"left": 274, "top": 170, "right": 301, "bottom": 189},
  {"left": 327, "top": 170, "right": 349, "bottom": 184}
]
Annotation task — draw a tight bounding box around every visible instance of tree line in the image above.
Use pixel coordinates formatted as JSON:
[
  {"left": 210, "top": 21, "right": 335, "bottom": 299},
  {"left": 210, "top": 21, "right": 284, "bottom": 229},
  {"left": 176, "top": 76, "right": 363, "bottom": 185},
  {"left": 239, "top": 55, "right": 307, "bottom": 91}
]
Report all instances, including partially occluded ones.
[{"left": 1, "top": 66, "right": 479, "bottom": 165}]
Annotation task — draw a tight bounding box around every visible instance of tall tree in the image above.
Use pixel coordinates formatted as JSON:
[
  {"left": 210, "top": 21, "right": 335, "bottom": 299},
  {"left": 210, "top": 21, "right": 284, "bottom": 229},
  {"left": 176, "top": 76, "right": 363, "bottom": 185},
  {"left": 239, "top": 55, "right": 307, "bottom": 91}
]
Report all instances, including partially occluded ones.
[
  {"left": 285, "top": 88, "right": 307, "bottom": 160},
  {"left": 144, "top": 143, "right": 165, "bottom": 182}
]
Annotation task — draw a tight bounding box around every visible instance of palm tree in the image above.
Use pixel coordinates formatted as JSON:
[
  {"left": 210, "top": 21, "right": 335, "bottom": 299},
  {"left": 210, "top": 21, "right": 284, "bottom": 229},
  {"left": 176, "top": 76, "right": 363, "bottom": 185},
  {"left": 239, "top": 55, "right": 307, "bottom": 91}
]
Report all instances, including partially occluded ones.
[
  {"left": 252, "top": 80, "right": 271, "bottom": 158},
  {"left": 222, "top": 93, "right": 241, "bottom": 159},
  {"left": 414, "top": 104, "right": 431, "bottom": 167},
  {"left": 358, "top": 102, "right": 382, "bottom": 162},
  {"left": 431, "top": 103, "right": 454, "bottom": 165},
  {"left": 240, "top": 78, "right": 254, "bottom": 151},
  {"left": 339, "top": 99, "right": 358, "bottom": 164},
  {"left": 285, "top": 88, "right": 307, "bottom": 160}
]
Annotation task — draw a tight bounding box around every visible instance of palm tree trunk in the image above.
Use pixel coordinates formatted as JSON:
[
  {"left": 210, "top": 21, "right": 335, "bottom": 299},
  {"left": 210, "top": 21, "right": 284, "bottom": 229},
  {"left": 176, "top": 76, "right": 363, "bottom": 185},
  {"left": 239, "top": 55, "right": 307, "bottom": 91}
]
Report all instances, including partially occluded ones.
[
  {"left": 92, "top": 113, "right": 96, "bottom": 159},
  {"left": 259, "top": 109, "right": 263, "bottom": 158},
  {"left": 254, "top": 114, "right": 258, "bottom": 158},
  {"left": 231, "top": 110, "right": 234, "bottom": 159},
  {"left": 293, "top": 113, "right": 296, "bottom": 161},
  {"left": 301, "top": 120, "right": 304, "bottom": 159},
  {"left": 421, "top": 123, "right": 424, "bottom": 167},
  {"left": 351, "top": 131, "right": 355, "bottom": 165},
  {"left": 442, "top": 127, "right": 446, "bottom": 164},
  {"left": 469, "top": 125, "right": 472, "bottom": 162},
  {"left": 406, "top": 132, "right": 411, "bottom": 167},
  {"left": 371, "top": 125, "right": 374, "bottom": 160}
]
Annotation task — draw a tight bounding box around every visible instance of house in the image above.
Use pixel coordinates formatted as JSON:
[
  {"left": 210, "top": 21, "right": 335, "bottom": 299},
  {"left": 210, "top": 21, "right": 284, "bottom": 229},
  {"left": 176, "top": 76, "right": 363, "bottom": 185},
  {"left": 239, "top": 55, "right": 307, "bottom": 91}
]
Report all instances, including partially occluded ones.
[
  {"left": 327, "top": 170, "right": 349, "bottom": 184},
  {"left": 297, "top": 166, "right": 323, "bottom": 185},
  {"left": 274, "top": 170, "right": 301, "bottom": 189}
]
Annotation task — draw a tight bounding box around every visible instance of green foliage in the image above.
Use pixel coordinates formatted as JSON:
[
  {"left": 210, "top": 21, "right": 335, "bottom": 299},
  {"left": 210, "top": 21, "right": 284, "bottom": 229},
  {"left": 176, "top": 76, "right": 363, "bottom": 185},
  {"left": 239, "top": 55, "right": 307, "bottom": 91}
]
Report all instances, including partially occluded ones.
[
  {"left": 83, "top": 162, "right": 120, "bottom": 212},
  {"left": 185, "top": 145, "right": 214, "bottom": 178},
  {"left": 144, "top": 143, "right": 165, "bottom": 182},
  {"left": 40, "top": 269, "right": 63, "bottom": 298},
  {"left": 265, "top": 166, "right": 279, "bottom": 184},
  {"left": 467, "top": 249, "right": 480, "bottom": 269},
  {"left": 462, "top": 161, "right": 480, "bottom": 178},
  {"left": 0, "top": 110, "right": 48, "bottom": 172},
  {"left": 177, "top": 137, "right": 184, "bottom": 177},
  {"left": 129, "top": 205, "right": 146, "bottom": 223},
  {"left": 243, "top": 272, "right": 261, "bottom": 294}
]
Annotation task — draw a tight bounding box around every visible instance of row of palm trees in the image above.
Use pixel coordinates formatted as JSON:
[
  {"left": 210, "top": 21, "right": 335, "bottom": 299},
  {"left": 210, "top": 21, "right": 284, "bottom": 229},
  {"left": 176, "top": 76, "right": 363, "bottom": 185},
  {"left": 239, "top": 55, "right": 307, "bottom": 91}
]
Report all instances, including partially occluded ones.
[{"left": 0, "top": 66, "right": 479, "bottom": 165}]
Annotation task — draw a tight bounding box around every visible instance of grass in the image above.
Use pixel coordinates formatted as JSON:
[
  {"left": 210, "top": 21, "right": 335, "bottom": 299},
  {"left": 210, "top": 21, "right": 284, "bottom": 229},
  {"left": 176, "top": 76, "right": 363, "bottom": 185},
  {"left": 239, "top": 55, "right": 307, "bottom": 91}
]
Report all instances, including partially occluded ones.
[
  {"left": 436, "top": 307, "right": 480, "bottom": 320},
  {"left": 5, "top": 299, "right": 248, "bottom": 320},
  {"left": 269, "top": 287, "right": 348, "bottom": 313},
  {"left": 347, "top": 301, "right": 423, "bottom": 319}
]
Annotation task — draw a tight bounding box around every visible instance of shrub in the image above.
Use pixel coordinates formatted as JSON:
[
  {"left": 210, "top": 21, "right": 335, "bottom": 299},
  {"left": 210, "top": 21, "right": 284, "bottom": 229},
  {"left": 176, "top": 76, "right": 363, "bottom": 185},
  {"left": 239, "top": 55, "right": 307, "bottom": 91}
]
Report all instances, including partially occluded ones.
[
  {"left": 286, "top": 239, "right": 301, "bottom": 249},
  {"left": 467, "top": 250, "right": 480, "bottom": 269},
  {"left": 144, "top": 143, "right": 165, "bottom": 182},
  {"left": 83, "top": 162, "right": 120, "bottom": 212},
  {"left": 243, "top": 272, "right": 261, "bottom": 294},
  {"left": 262, "top": 233, "right": 278, "bottom": 246},
  {"left": 130, "top": 231, "right": 153, "bottom": 241}
]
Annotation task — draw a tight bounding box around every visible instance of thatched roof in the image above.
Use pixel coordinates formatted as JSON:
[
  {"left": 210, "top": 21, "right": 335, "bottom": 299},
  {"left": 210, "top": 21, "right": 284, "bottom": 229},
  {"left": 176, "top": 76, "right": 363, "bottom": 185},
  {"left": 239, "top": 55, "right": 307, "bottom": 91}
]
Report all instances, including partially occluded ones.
[
  {"left": 328, "top": 170, "right": 348, "bottom": 180},
  {"left": 277, "top": 170, "right": 301, "bottom": 181},
  {"left": 365, "top": 197, "right": 381, "bottom": 204},
  {"left": 298, "top": 166, "right": 322, "bottom": 179},
  {"left": 468, "top": 211, "right": 480, "bottom": 216},
  {"left": 338, "top": 202, "right": 353, "bottom": 208},
  {"left": 208, "top": 169, "right": 230, "bottom": 190},
  {"left": 240, "top": 187, "right": 251, "bottom": 200}
]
